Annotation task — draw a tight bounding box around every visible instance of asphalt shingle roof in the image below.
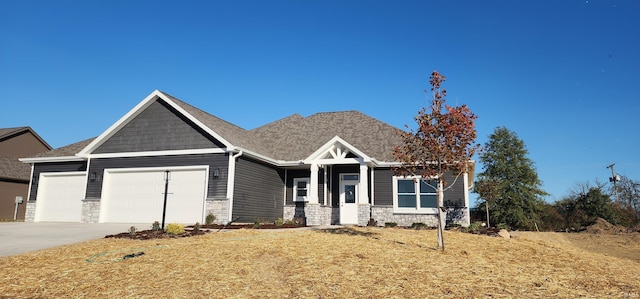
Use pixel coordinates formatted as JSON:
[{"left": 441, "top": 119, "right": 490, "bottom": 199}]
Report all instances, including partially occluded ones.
[
  {"left": 0, "top": 127, "right": 52, "bottom": 150},
  {"left": 0, "top": 127, "right": 27, "bottom": 140},
  {"left": 24, "top": 92, "right": 403, "bottom": 163},
  {"left": 0, "top": 157, "right": 31, "bottom": 181},
  {"left": 31, "top": 138, "right": 96, "bottom": 158},
  {"left": 249, "top": 111, "right": 402, "bottom": 161}
]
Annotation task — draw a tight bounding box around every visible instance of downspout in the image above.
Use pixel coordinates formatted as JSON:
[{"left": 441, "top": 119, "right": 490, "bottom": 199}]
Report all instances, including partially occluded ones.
[
  {"left": 26, "top": 163, "right": 34, "bottom": 204},
  {"left": 226, "top": 150, "right": 243, "bottom": 223}
]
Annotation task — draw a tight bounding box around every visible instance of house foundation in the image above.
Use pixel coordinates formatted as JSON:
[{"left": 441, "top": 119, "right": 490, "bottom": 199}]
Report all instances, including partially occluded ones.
[
  {"left": 24, "top": 201, "right": 36, "bottom": 222},
  {"left": 205, "top": 198, "right": 229, "bottom": 225},
  {"left": 81, "top": 199, "right": 101, "bottom": 223}
]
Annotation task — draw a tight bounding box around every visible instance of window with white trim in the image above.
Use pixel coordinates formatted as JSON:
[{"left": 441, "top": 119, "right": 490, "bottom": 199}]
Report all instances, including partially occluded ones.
[
  {"left": 393, "top": 176, "right": 438, "bottom": 212},
  {"left": 293, "top": 178, "right": 310, "bottom": 202}
]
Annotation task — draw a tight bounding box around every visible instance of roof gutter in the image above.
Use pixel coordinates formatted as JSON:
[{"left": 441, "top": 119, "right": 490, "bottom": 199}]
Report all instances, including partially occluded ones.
[{"left": 19, "top": 156, "right": 87, "bottom": 164}]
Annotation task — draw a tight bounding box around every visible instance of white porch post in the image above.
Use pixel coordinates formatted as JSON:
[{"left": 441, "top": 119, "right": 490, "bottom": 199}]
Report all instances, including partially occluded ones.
[
  {"left": 323, "top": 165, "right": 328, "bottom": 205},
  {"left": 309, "top": 163, "right": 319, "bottom": 204},
  {"left": 358, "top": 163, "right": 369, "bottom": 204}
]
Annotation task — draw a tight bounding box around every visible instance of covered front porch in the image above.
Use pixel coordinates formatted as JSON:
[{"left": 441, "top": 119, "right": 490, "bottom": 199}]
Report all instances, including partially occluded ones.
[{"left": 282, "top": 137, "right": 374, "bottom": 226}]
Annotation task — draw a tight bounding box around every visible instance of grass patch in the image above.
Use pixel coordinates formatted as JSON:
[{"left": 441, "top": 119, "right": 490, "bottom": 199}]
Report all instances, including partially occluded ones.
[{"left": 0, "top": 228, "right": 638, "bottom": 297}]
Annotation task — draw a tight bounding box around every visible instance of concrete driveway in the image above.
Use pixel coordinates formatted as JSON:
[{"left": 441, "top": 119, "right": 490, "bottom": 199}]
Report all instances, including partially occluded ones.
[{"left": 0, "top": 222, "right": 146, "bottom": 257}]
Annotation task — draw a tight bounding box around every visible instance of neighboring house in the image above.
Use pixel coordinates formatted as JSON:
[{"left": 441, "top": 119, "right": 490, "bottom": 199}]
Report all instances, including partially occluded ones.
[
  {"left": 0, "top": 127, "right": 51, "bottom": 220},
  {"left": 20, "top": 90, "right": 473, "bottom": 226}
]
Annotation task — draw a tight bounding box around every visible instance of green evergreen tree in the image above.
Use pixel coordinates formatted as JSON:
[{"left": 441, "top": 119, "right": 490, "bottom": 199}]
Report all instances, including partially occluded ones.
[{"left": 474, "top": 127, "right": 548, "bottom": 230}]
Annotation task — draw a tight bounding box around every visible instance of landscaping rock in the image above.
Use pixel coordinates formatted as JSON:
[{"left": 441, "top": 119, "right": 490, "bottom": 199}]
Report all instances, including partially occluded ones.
[{"left": 498, "top": 229, "right": 511, "bottom": 239}]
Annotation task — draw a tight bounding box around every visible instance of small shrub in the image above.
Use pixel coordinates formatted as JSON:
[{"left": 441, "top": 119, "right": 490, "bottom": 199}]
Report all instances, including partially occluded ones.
[
  {"left": 205, "top": 213, "right": 215, "bottom": 226},
  {"left": 193, "top": 222, "right": 201, "bottom": 232},
  {"left": 497, "top": 223, "right": 510, "bottom": 231},
  {"left": 274, "top": 218, "right": 284, "bottom": 226},
  {"left": 411, "top": 222, "right": 427, "bottom": 229},
  {"left": 151, "top": 221, "right": 161, "bottom": 231},
  {"left": 385, "top": 222, "right": 397, "bottom": 228},
  {"left": 466, "top": 221, "right": 483, "bottom": 232},
  {"left": 128, "top": 226, "right": 137, "bottom": 236},
  {"left": 253, "top": 219, "right": 262, "bottom": 228},
  {"left": 165, "top": 223, "right": 185, "bottom": 235},
  {"left": 446, "top": 223, "right": 462, "bottom": 229},
  {"left": 367, "top": 218, "right": 378, "bottom": 227},
  {"left": 284, "top": 219, "right": 296, "bottom": 225}
]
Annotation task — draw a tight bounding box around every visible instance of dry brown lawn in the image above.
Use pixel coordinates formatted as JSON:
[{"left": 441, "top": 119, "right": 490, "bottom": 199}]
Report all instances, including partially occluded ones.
[{"left": 1, "top": 227, "right": 639, "bottom": 298}]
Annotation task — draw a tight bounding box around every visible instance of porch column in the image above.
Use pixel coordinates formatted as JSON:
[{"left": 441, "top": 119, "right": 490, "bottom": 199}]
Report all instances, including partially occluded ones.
[
  {"left": 309, "top": 163, "right": 319, "bottom": 204},
  {"left": 359, "top": 163, "right": 369, "bottom": 204}
]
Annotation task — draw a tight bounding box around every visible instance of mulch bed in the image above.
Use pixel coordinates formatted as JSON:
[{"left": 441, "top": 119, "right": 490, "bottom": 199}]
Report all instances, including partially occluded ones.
[
  {"left": 191, "top": 224, "right": 305, "bottom": 230},
  {"left": 467, "top": 227, "right": 503, "bottom": 237},
  {"left": 105, "top": 229, "right": 209, "bottom": 240},
  {"left": 105, "top": 224, "right": 307, "bottom": 240}
]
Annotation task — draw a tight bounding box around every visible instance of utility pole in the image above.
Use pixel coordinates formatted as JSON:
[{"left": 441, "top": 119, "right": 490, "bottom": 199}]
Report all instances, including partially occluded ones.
[{"left": 607, "top": 164, "right": 620, "bottom": 203}]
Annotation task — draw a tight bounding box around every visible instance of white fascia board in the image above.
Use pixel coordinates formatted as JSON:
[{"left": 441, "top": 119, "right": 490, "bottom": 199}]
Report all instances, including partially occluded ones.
[
  {"left": 87, "top": 148, "right": 227, "bottom": 159},
  {"left": 304, "top": 135, "right": 372, "bottom": 164},
  {"left": 104, "top": 165, "right": 208, "bottom": 174},
  {"left": 19, "top": 156, "right": 87, "bottom": 163},
  {"left": 78, "top": 90, "right": 163, "bottom": 156},
  {"left": 371, "top": 159, "right": 401, "bottom": 167},
  {"left": 77, "top": 90, "right": 235, "bottom": 157},
  {"left": 233, "top": 146, "right": 283, "bottom": 166},
  {"left": 313, "top": 158, "right": 363, "bottom": 165}
]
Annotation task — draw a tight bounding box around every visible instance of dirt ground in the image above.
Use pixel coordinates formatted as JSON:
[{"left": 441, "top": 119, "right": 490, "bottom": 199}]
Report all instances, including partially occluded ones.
[{"left": 512, "top": 231, "right": 640, "bottom": 262}]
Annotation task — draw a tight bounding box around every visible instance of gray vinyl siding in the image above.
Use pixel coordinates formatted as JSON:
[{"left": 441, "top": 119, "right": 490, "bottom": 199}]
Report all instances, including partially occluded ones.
[
  {"left": 232, "top": 157, "right": 285, "bottom": 222},
  {"left": 373, "top": 168, "right": 394, "bottom": 205},
  {"left": 94, "top": 100, "right": 225, "bottom": 154},
  {"left": 442, "top": 172, "right": 466, "bottom": 207},
  {"left": 284, "top": 169, "right": 325, "bottom": 205},
  {"left": 86, "top": 154, "right": 228, "bottom": 199},
  {"left": 28, "top": 161, "right": 88, "bottom": 201},
  {"left": 373, "top": 169, "right": 467, "bottom": 207}
]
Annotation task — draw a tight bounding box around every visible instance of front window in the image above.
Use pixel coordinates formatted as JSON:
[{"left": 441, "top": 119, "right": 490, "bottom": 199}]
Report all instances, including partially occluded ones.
[
  {"left": 293, "top": 178, "right": 310, "bottom": 202},
  {"left": 393, "top": 176, "right": 437, "bottom": 213}
]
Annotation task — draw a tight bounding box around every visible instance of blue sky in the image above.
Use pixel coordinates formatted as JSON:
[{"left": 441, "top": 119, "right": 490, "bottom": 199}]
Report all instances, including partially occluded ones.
[{"left": 2, "top": 0, "right": 638, "bottom": 204}]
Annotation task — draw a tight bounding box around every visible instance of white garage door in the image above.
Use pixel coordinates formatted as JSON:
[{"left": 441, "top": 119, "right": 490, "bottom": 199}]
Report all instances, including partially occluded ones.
[
  {"left": 100, "top": 167, "right": 208, "bottom": 224},
  {"left": 34, "top": 172, "right": 86, "bottom": 222}
]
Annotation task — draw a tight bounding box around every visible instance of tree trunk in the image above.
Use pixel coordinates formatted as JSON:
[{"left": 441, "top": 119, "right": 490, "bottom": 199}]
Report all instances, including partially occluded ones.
[
  {"left": 437, "top": 179, "right": 445, "bottom": 251},
  {"left": 485, "top": 199, "right": 490, "bottom": 228}
]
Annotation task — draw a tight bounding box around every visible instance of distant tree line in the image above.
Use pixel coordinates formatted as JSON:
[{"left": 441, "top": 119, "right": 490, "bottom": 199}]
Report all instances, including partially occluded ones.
[{"left": 472, "top": 127, "right": 640, "bottom": 231}]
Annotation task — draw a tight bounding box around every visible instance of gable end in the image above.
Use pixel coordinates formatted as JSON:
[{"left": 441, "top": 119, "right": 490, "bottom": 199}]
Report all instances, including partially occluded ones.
[{"left": 93, "top": 100, "right": 225, "bottom": 154}]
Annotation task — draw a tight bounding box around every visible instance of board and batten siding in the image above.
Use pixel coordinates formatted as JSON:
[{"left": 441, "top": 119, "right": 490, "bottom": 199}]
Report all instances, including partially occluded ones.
[
  {"left": 93, "top": 100, "right": 225, "bottom": 154},
  {"left": 232, "top": 157, "right": 285, "bottom": 222},
  {"left": 86, "top": 154, "right": 228, "bottom": 199},
  {"left": 373, "top": 168, "right": 468, "bottom": 207},
  {"left": 28, "top": 161, "right": 88, "bottom": 201}
]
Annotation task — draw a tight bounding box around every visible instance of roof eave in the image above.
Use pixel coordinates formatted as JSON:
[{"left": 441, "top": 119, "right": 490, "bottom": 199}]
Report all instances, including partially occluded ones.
[
  {"left": 77, "top": 90, "right": 235, "bottom": 157},
  {"left": 19, "top": 156, "right": 87, "bottom": 164}
]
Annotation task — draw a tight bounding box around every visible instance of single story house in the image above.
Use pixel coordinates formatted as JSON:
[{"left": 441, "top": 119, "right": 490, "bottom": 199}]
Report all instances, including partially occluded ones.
[
  {"left": 0, "top": 127, "right": 51, "bottom": 220},
  {"left": 20, "top": 90, "right": 472, "bottom": 226}
]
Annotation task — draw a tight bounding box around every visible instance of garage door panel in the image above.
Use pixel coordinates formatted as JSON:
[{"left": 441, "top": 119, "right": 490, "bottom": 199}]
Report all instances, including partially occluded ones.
[
  {"left": 101, "top": 168, "right": 207, "bottom": 224},
  {"left": 34, "top": 173, "right": 86, "bottom": 222}
]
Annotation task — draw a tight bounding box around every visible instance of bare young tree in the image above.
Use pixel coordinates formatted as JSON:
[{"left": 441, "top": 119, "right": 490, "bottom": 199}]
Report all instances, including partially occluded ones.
[{"left": 473, "top": 177, "right": 499, "bottom": 228}]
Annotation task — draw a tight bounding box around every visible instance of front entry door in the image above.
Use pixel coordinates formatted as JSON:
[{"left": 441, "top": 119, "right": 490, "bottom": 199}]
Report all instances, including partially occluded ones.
[{"left": 339, "top": 174, "right": 359, "bottom": 224}]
